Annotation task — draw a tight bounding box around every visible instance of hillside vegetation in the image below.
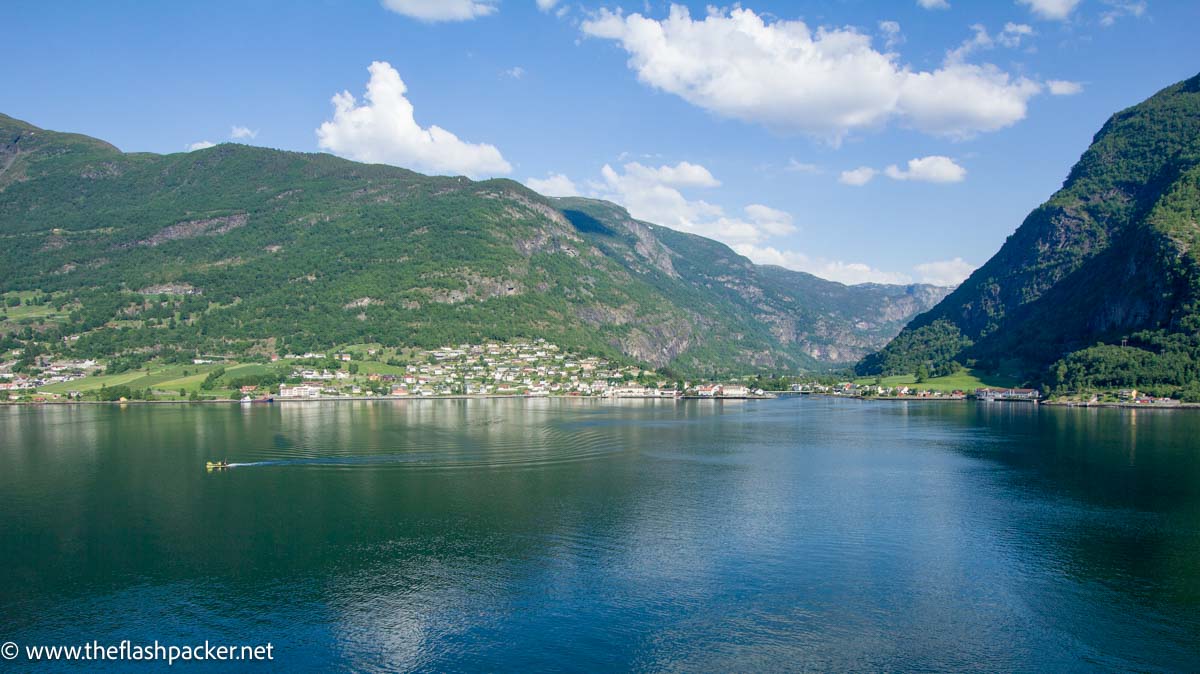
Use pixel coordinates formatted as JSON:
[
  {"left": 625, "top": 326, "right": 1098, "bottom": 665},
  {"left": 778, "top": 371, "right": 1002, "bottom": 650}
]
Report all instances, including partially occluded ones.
[
  {"left": 0, "top": 113, "right": 945, "bottom": 375},
  {"left": 859, "top": 73, "right": 1200, "bottom": 399}
]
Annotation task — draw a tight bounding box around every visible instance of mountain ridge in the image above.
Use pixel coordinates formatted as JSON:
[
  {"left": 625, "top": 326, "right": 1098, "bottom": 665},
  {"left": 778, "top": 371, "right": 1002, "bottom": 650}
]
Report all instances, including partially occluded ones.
[
  {"left": 0, "top": 112, "right": 948, "bottom": 374},
  {"left": 858, "top": 72, "right": 1200, "bottom": 396}
]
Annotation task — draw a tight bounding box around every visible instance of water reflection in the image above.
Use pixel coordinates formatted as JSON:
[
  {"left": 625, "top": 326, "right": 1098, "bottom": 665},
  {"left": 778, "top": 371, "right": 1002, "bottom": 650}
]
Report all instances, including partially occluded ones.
[{"left": 1, "top": 398, "right": 1198, "bottom": 671}]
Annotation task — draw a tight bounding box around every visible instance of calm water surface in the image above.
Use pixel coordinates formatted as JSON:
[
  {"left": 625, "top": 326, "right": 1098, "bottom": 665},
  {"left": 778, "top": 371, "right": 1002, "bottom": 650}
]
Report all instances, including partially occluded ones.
[{"left": 1, "top": 397, "right": 1198, "bottom": 671}]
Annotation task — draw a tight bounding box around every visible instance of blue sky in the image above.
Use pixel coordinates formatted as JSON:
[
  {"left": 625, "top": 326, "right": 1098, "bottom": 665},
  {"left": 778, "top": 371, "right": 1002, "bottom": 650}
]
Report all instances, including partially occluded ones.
[{"left": 3, "top": 0, "right": 1197, "bottom": 285}]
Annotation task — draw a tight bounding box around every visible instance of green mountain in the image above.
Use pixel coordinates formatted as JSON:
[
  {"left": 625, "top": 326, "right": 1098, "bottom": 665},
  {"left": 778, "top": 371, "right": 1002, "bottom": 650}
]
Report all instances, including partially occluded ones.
[
  {"left": 859, "top": 73, "right": 1200, "bottom": 397},
  {"left": 0, "top": 113, "right": 946, "bottom": 374}
]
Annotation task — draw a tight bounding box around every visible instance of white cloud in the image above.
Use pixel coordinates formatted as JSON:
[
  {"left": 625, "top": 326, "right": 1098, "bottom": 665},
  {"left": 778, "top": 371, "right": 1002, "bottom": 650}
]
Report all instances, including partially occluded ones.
[
  {"left": 1100, "top": 0, "right": 1147, "bottom": 26},
  {"left": 185, "top": 140, "right": 215, "bottom": 151},
  {"left": 947, "top": 23, "right": 1034, "bottom": 63},
  {"left": 535, "top": 0, "right": 559, "bottom": 11},
  {"left": 503, "top": 66, "right": 526, "bottom": 79},
  {"left": 1017, "top": 0, "right": 1081, "bottom": 21},
  {"left": 884, "top": 155, "right": 967, "bottom": 183},
  {"left": 617, "top": 151, "right": 664, "bottom": 162},
  {"left": 555, "top": 161, "right": 796, "bottom": 245},
  {"left": 878, "top": 20, "right": 904, "bottom": 50},
  {"left": 1047, "top": 79, "right": 1084, "bottom": 95},
  {"left": 946, "top": 24, "right": 993, "bottom": 62},
  {"left": 738, "top": 246, "right": 977, "bottom": 286},
  {"left": 914, "top": 257, "right": 975, "bottom": 285},
  {"left": 316, "top": 61, "right": 511, "bottom": 178},
  {"left": 230, "top": 125, "right": 257, "bottom": 140},
  {"left": 998, "top": 22, "right": 1034, "bottom": 47},
  {"left": 899, "top": 63, "right": 1042, "bottom": 138},
  {"left": 582, "top": 5, "right": 1045, "bottom": 141},
  {"left": 526, "top": 173, "right": 580, "bottom": 197},
  {"left": 744, "top": 204, "right": 796, "bottom": 237},
  {"left": 917, "top": 0, "right": 951, "bottom": 9},
  {"left": 839, "top": 167, "right": 877, "bottom": 186},
  {"left": 620, "top": 161, "right": 720, "bottom": 188},
  {"left": 786, "top": 159, "right": 821, "bottom": 174},
  {"left": 380, "top": 0, "right": 497, "bottom": 22},
  {"left": 735, "top": 244, "right": 914, "bottom": 285}
]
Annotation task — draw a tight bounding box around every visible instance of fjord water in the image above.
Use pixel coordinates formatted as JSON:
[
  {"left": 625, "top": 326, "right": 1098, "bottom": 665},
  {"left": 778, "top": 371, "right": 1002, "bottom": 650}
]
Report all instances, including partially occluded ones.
[{"left": 2, "top": 398, "right": 1198, "bottom": 671}]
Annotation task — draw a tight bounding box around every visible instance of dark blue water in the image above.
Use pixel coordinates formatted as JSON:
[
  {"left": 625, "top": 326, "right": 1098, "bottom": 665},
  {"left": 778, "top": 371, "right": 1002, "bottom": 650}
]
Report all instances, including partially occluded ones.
[{"left": 1, "top": 397, "right": 1198, "bottom": 671}]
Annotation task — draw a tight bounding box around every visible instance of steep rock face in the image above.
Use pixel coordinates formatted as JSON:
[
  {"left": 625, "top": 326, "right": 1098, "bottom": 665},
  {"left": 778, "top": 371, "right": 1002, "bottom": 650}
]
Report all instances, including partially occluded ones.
[
  {"left": 0, "top": 113, "right": 944, "bottom": 374},
  {"left": 860, "top": 73, "right": 1200, "bottom": 381},
  {"left": 133, "top": 213, "right": 249, "bottom": 247}
]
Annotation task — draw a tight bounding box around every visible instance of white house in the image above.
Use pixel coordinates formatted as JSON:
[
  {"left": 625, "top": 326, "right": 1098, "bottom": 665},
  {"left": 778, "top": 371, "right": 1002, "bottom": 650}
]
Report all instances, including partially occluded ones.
[{"left": 279, "top": 383, "right": 322, "bottom": 398}]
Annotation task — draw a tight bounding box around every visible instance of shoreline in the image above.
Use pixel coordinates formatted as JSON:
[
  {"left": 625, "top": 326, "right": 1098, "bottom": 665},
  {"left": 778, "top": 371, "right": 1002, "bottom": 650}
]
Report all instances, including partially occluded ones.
[
  {"left": 6, "top": 395, "right": 1200, "bottom": 410},
  {"left": 4, "top": 394, "right": 552, "bottom": 406},
  {"left": 860, "top": 395, "right": 967, "bottom": 402},
  {"left": 3, "top": 394, "right": 729, "bottom": 406},
  {"left": 1040, "top": 400, "right": 1200, "bottom": 409}
]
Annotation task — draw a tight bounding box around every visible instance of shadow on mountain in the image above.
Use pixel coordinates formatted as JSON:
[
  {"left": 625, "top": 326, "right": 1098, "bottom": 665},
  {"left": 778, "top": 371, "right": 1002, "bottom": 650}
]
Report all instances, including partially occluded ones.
[{"left": 562, "top": 209, "right": 617, "bottom": 237}]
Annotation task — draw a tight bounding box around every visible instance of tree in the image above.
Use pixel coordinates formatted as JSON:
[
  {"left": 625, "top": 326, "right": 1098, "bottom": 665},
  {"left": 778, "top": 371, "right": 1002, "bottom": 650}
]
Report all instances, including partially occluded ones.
[
  {"left": 200, "top": 366, "right": 225, "bottom": 390},
  {"left": 915, "top": 363, "right": 930, "bottom": 384}
]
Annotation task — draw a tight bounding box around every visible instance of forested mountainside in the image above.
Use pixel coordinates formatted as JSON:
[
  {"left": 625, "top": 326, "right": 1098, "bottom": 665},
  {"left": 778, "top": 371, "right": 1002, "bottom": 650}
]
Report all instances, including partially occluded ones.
[
  {"left": 0, "top": 113, "right": 947, "bottom": 375},
  {"left": 859, "top": 73, "right": 1200, "bottom": 397}
]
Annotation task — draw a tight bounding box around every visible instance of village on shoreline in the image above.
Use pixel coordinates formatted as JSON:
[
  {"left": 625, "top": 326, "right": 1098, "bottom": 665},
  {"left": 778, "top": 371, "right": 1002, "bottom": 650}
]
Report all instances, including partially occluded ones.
[
  {"left": 2, "top": 340, "right": 776, "bottom": 404},
  {"left": 2, "top": 339, "right": 1194, "bottom": 409}
]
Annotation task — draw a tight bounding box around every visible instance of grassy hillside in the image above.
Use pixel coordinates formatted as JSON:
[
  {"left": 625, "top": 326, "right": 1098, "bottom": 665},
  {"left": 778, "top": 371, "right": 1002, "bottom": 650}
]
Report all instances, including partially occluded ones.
[{"left": 854, "top": 369, "right": 1018, "bottom": 394}]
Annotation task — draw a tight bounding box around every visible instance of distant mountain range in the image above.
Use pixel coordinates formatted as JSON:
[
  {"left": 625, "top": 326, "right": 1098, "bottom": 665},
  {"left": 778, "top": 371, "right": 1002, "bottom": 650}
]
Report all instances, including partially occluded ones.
[
  {"left": 0, "top": 113, "right": 947, "bottom": 374},
  {"left": 860, "top": 73, "right": 1200, "bottom": 397}
]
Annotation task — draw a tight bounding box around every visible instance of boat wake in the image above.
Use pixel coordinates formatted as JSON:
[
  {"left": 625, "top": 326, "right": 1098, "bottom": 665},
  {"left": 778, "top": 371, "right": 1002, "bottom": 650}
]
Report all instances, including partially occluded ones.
[{"left": 212, "top": 424, "right": 629, "bottom": 471}]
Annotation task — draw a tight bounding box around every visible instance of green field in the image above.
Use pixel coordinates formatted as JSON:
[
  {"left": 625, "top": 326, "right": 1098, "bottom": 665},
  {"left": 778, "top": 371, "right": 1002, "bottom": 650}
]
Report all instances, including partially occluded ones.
[
  {"left": 353, "top": 360, "right": 409, "bottom": 375},
  {"left": 854, "top": 369, "right": 1018, "bottom": 393},
  {"left": 38, "top": 369, "right": 154, "bottom": 394},
  {"left": 37, "top": 361, "right": 282, "bottom": 397},
  {"left": 39, "top": 363, "right": 221, "bottom": 395},
  {"left": 34, "top": 360, "right": 323, "bottom": 400},
  {"left": 329, "top": 344, "right": 413, "bottom": 375},
  {"left": 1, "top": 291, "right": 70, "bottom": 322},
  {"left": 153, "top": 370, "right": 212, "bottom": 393},
  {"left": 153, "top": 363, "right": 275, "bottom": 395},
  {"left": 3, "top": 304, "right": 61, "bottom": 320}
]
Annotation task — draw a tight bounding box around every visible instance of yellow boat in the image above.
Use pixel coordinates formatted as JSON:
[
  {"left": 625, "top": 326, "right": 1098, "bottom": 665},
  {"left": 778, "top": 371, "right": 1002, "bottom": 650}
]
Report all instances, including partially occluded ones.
[{"left": 206, "top": 460, "right": 230, "bottom": 470}]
